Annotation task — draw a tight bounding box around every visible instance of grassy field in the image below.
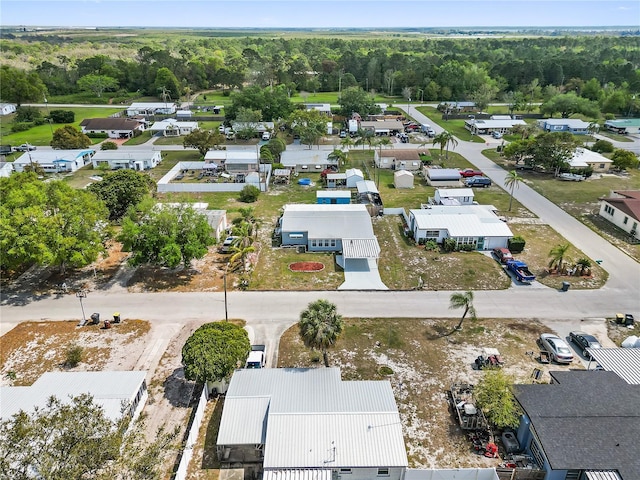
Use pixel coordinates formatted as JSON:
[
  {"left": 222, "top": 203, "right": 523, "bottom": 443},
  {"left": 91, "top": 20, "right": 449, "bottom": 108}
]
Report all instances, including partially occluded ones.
[
  {"left": 415, "top": 106, "right": 485, "bottom": 143},
  {"left": 0, "top": 107, "right": 125, "bottom": 146},
  {"left": 123, "top": 131, "right": 152, "bottom": 145}
]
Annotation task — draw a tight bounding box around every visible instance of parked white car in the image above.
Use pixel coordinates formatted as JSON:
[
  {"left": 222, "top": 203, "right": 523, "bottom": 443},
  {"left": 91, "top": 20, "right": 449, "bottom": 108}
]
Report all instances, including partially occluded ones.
[{"left": 558, "top": 173, "right": 585, "bottom": 182}]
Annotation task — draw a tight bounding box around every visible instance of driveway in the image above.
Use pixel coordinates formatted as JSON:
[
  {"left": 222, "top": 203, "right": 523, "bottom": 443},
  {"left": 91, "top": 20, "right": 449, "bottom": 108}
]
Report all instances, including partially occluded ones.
[{"left": 338, "top": 258, "right": 388, "bottom": 290}]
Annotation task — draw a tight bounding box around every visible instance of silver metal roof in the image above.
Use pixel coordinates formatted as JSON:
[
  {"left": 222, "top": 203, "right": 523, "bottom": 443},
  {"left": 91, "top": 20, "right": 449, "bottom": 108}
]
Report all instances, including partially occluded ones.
[
  {"left": 426, "top": 169, "right": 461, "bottom": 180},
  {"left": 216, "top": 396, "right": 270, "bottom": 445},
  {"left": 14, "top": 149, "right": 95, "bottom": 164},
  {"left": 219, "top": 368, "right": 407, "bottom": 468},
  {"left": 587, "top": 348, "right": 640, "bottom": 384},
  {"left": 0, "top": 371, "right": 146, "bottom": 422},
  {"left": 342, "top": 238, "right": 381, "bottom": 259},
  {"left": 281, "top": 150, "right": 331, "bottom": 166},
  {"left": 411, "top": 212, "right": 512, "bottom": 238},
  {"left": 281, "top": 204, "right": 375, "bottom": 240},
  {"left": 584, "top": 471, "right": 622, "bottom": 480},
  {"left": 92, "top": 150, "right": 159, "bottom": 161},
  {"left": 264, "top": 413, "right": 407, "bottom": 468},
  {"left": 317, "top": 191, "right": 351, "bottom": 198},
  {"left": 356, "top": 180, "right": 379, "bottom": 194}
]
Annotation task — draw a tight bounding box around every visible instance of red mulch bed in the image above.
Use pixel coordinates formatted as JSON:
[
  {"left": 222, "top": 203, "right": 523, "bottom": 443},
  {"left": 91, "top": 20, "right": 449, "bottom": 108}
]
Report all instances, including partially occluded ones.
[{"left": 289, "top": 261, "right": 325, "bottom": 272}]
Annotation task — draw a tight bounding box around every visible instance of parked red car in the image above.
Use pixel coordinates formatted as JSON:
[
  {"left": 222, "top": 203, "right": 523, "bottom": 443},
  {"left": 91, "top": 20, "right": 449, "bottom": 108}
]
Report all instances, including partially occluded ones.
[
  {"left": 460, "top": 168, "right": 484, "bottom": 178},
  {"left": 492, "top": 247, "right": 514, "bottom": 264}
]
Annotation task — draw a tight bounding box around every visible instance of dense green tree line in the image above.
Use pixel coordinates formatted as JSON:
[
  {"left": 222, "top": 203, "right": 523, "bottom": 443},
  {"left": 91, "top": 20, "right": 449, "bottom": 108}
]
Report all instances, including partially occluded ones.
[{"left": 1, "top": 34, "right": 638, "bottom": 114}]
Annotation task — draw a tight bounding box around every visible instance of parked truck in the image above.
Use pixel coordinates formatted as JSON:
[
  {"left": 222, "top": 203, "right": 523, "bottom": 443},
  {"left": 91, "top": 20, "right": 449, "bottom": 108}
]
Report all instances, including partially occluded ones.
[
  {"left": 245, "top": 345, "right": 266, "bottom": 368},
  {"left": 506, "top": 260, "right": 536, "bottom": 283}
]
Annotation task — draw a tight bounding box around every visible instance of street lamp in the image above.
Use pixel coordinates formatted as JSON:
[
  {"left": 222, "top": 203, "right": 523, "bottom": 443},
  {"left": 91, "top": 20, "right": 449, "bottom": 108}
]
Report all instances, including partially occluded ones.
[
  {"left": 76, "top": 290, "right": 87, "bottom": 326},
  {"left": 44, "top": 96, "right": 54, "bottom": 137}
]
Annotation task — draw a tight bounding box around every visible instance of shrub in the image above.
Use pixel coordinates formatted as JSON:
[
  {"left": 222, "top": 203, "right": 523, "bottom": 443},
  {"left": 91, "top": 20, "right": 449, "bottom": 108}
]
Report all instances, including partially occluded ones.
[
  {"left": 508, "top": 236, "right": 526, "bottom": 253},
  {"left": 101, "top": 141, "right": 118, "bottom": 150},
  {"left": 424, "top": 240, "right": 439, "bottom": 251},
  {"left": 86, "top": 132, "right": 109, "bottom": 139},
  {"left": 460, "top": 244, "right": 475, "bottom": 252},
  {"left": 591, "top": 139, "right": 614, "bottom": 153},
  {"left": 11, "top": 122, "right": 31, "bottom": 133},
  {"left": 239, "top": 185, "right": 260, "bottom": 203},
  {"left": 15, "top": 106, "right": 42, "bottom": 123},
  {"left": 65, "top": 344, "right": 83, "bottom": 367},
  {"left": 49, "top": 110, "right": 75, "bottom": 123},
  {"left": 443, "top": 238, "right": 456, "bottom": 252}
]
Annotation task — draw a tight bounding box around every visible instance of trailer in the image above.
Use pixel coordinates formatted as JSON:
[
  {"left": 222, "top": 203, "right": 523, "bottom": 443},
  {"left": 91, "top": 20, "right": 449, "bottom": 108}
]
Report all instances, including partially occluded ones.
[{"left": 450, "top": 383, "right": 489, "bottom": 430}]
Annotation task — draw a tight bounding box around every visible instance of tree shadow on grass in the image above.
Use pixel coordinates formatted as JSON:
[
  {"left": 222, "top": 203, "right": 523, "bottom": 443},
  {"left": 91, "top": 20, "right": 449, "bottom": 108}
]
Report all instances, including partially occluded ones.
[
  {"left": 201, "top": 397, "right": 224, "bottom": 469},
  {"left": 423, "top": 322, "right": 459, "bottom": 340}
]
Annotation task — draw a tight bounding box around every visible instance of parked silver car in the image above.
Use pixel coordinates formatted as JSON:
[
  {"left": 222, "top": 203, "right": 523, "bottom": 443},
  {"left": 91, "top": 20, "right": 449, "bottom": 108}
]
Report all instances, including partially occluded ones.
[{"left": 539, "top": 333, "right": 574, "bottom": 364}]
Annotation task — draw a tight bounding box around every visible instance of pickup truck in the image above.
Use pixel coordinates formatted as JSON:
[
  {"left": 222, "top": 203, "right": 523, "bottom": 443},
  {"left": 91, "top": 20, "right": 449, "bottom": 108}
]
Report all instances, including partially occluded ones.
[
  {"left": 246, "top": 345, "right": 266, "bottom": 368},
  {"left": 506, "top": 260, "right": 536, "bottom": 283}
]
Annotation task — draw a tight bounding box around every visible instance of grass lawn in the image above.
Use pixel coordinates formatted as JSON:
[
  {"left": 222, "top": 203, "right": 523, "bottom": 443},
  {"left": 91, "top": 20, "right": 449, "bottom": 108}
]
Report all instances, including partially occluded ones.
[
  {"left": 154, "top": 136, "right": 185, "bottom": 146},
  {"left": 0, "top": 107, "right": 124, "bottom": 146},
  {"left": 416, "top": 106, "right": 485, "bottom": 143},
  {"left": 123, "top": 131, "right": 152, "bottom": 145},
  {"left": 598, "top": 130, "right": 633, "bottom": 142}
]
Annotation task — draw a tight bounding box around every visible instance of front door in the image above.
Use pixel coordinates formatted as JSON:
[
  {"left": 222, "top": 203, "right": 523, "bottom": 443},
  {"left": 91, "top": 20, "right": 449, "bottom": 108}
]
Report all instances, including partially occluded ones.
[{"left": 476, "top": 237, "right": 485, "bottom": 250}]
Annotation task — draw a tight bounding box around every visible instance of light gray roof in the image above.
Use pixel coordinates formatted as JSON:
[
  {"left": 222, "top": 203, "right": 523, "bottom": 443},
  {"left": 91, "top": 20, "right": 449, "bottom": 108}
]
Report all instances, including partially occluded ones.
[
  {"left": 359, "top": 120, "right": 404, "bottom": 131},
  {"left": 326, "top": 173, "right": 346, "bottom": 180},
  {"left": 1, "top": 371, "right": 146, "bottom": 422},
  {"left": 92, "top": 150, "right": 159, "bottom": 161},
  {"left": 541, "top": 118, "right": 591, "bottom": 128},
  {"left": 219, "top": 368, "right": 407, "bottom": 468},
  {"left": 467, "top": 119, "right": 527, "bottom": 128},
  {"left": 281, "top": 204, "right": 374, "bottom": 240},
  {"left": 149, "top": 119, "right": 198, "bottom": 130},
  {"left": 410, "top": 206, "right": 512, "bottom": 238},
  {"left": 587, "top": 348, "right": 640, "bottom": 385},
  {"left": 264, "top": 470, "right": 332, "bottom": 480},
  {"left": 345, "top": 168, "right": 363, "bottom": 178},
  {"left": 342, "top": 238, "right": 381, "bottom": 259},
  {"left": 128, "top": 102, "right": 176, "bottom": 109},
  {"left": 426, "top": 168, "right": 461, "bottom": 180},
  {"left": 356, "top": 180, "right": 379, "bottom": 194},
  {"left": 274, "top": 169, "right": 291, "bottom": 176},
  {"left": 317, "top": 190, "right": 351, "bottom": 199},
  {"left": 281, "top": 150, "right": 331, "bottom": 166},
  {"left": 14, "top": 149, "right": 95, "bottom": 165},
  {"left": 436, "top": 188, "right": 474, "bottom": 198}
]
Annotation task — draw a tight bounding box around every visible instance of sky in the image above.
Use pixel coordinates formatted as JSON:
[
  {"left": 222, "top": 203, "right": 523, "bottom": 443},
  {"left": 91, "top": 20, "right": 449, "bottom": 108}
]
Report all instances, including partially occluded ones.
[{"left": 1, "top": 0, "right": 639, "bottom": 28}]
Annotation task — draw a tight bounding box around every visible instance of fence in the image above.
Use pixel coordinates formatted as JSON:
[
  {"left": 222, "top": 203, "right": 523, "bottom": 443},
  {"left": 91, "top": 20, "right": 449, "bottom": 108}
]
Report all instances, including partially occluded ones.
[
  {"left": 157, "top": 161, "right": 271, "bottom": 193},
  {"left": 173, "top": 385, "right": 209, "bottom": 480}
]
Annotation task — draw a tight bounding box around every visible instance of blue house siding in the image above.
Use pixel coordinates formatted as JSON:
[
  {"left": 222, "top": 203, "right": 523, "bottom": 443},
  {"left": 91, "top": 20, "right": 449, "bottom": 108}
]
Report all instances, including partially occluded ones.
[
  {"left": 308, "top": 238, "right": 341, "bottom": 252},
  {"left": 317, "top": 197, "right": 351, "bottom": 205},
  {"left": 282, "top": 232, "right": 308, "bottom": 246}
]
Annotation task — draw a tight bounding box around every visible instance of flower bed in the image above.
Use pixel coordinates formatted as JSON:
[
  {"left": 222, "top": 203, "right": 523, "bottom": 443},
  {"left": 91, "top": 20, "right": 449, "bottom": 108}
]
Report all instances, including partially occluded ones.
[{"left": 288, "top": 261, "right": 325, "bottom": 272}]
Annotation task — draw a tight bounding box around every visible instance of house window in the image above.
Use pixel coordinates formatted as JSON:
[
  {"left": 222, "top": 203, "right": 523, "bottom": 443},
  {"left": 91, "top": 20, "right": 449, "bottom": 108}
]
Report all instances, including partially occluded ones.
[
  {"left": 377, "top": 469, "right": 390, "bottom": 477},
  {"left": 604, "top": 205, "right": 614, "bottom": 216},
  {"left": 324, "top": 239, "right": 330, "bottom": 247},
  {"left": 330, "top": 239, "right": 336, "bottom": 247},
  {"left": 425, "top": 230, "right": 439, "bottom": 238},
  {"left": 339, "top": 469, "right": 352, "bottom": 475},
  {"left": 623, "top": 216, "right": 628, "bottom": 225},
  {"left": 311, "top": 240, "right": 317, "bottom": 247},
  {"left": 599, "top": 163, "right": 605, "bottom": 169}
]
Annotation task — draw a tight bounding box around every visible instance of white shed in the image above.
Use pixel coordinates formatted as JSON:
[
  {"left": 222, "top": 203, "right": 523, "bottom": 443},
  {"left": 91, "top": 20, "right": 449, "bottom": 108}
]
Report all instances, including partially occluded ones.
[
  {"left": 345, "top": 168, "right": 364, "bottom": 188},
  {"left": 394, "top": 170, "right": 414, "bottom": 189}
]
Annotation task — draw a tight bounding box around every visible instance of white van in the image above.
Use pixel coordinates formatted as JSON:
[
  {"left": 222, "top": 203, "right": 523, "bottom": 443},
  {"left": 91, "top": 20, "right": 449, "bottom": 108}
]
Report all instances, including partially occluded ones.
[{"left": 262, "top": 132, "right": 271, "bottom": 141}]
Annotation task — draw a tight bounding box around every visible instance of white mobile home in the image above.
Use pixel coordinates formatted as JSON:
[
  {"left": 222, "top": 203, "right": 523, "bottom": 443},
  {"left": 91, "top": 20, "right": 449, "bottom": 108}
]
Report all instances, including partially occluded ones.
[
  {"left": 91, "top": 150, "right": 161, "bottom": 171},
  {"left": 14, "top": 149, "right": 95, "bottom": 173}
]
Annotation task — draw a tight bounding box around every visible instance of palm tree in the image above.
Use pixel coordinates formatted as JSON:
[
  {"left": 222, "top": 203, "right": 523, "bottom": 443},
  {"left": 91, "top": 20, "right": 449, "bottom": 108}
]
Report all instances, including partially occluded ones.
[
  {"left": 298, "top": 299, "right": 344, "bottom": 367},
  {"left": 504, "top": 170, "right": 524, "bottom": 211},
  {"left": 449, "top": 291, "right": 477, "bottom": 331},
  {"left": 340, "top": 136, "right": 355, "bottom": 150},
  {"left": 328, "top": 148, "right": 348, "bottom": 167},
  {"left": 575, "top": 257, "right": 592, "bottom": 276},
  {"left": 229, "top": 244, "right": 255, "bottom": 272},
  {"left": 548, "top": 243, "right": 571, "bottom": 274},
  {"left": 355, "top": 128, "right": 375, "bottom": 150},
  {"left": 432, "top": 131, "right": 458, "bottom": 160}
]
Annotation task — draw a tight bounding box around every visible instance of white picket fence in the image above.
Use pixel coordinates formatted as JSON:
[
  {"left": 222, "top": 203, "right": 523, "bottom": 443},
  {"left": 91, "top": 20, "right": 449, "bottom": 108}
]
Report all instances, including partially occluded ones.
[{"left": 173, "top": 385, "right": 209, "bottom": 480}]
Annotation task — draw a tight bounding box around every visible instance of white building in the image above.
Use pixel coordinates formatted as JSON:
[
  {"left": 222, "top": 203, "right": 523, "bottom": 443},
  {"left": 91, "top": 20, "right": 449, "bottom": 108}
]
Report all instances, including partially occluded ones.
[
  {"left": 345, "top": 168, "right": 364, "bottom": 188},
  {"left": 205, "top": 150, "right": 260, "bottom": 173},
  {"left": 433, "top": 188, "right": 475, "bottom": 206},
  {"left": 569, "top": 148, "right": 613, "bottom": 172},
  {"left": 281, "top": 150, "right": 337, "bottom": 172},
  {"left": 216, "top": 368, "right": 407, "bottom": 479},
  {"left": 394, "top": 170, "right": 414, "bottom": 189},
  {"left": 13, "top": 149, "right": 95, "bottom": 173},
  {"left": 465, "top": 118, "right": 527, "bottom": 135},
  {"left": 0, "top": 103, "right": 17, "bottom": 115},
  {"left": 0, "top": 371, "right": 148, "bottom": 424},
  {"left": 126, "top": 102, "right": 177, "bottom": 116},
  {"left": 408, "top": 204, "right": 513, "bottom": 250},
  {"left": 149, "top": 118, "right": 198, "bottom": 136},
  {"left": 599, "top": 190, "right": 640, "bottom": 241},
  {"left": 91, "top": 150, "right": 161, "bottom": 171},
  {"left": 80, "top": 117, "right": 145, "bottom": 139}
]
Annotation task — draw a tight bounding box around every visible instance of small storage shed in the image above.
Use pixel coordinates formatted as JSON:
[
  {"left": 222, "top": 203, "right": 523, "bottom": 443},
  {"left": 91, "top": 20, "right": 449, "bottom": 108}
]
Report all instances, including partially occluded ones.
[
  {"left": 317, "top": 190, "right": 351, "bottom": 204},
  {"left": 345, "top": 168, "right": 364, "bottom": 188},
  {"left": 394, "top": 170, "right": 414, "bottom": 189}
]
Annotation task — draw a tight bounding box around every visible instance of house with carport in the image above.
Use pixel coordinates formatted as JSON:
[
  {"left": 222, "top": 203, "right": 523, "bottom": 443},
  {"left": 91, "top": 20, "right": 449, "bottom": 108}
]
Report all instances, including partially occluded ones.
[
  {"left": 281, "top": 150, "right": 337, "bottom": 173},
  {"left": 13, "top": 149, "right": 95, "bottom": 173},
  {"left": 359, "top": 120, "right": 404, "bottom": 136},
  {"left": 537, "top": 118, "right": 592, "bottom": 134},
  {"left": 375, "top": 149, "right": 421, "bottom": 171},
  {"left": 513, "top": 370, "right": 639, "bottom": 480},
  {"left": 465, "top": 117, "right": 526, "bottom": 135},
  {"left": 126, "top": 102, "right": 176, "bottom": 116},
  {"left": 216, "top": 367, "right": 407, "bottom": 479},
  {"left": 91, "top": 150, "right": 161, "bottom": 171},
  {"left": 80, "top": 117, "right": 145, "bottom": 139},
  {"left": 598, "top": 190, "right": 640, "bottom": 241},
  {"left": 408, "top": 204, "right": 513, "bottom": 249},
  {"left": 304, "top": 103, "right": 332, "bottom": 116},
  {"left": 604, "top": 118, "right": 640, "bottom": 135},
  {"left": 150, "top": 118, "right": 198, "bottom": 137},
  {"left": 569, "top": 148, "right": 612, "bottom": 173}
]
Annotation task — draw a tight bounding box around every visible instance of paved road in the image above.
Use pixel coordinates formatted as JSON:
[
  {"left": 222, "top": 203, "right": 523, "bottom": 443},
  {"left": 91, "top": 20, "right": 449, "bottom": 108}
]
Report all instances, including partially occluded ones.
[{"left": 3, "top": 104, "right": 639, "bottom": 339}]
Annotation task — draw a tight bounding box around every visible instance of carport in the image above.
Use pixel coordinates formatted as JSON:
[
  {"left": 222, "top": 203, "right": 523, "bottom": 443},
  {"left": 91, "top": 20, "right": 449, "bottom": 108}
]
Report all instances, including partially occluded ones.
[{"left": 337, "top": 238, "right": 387, "bottom": 290}]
